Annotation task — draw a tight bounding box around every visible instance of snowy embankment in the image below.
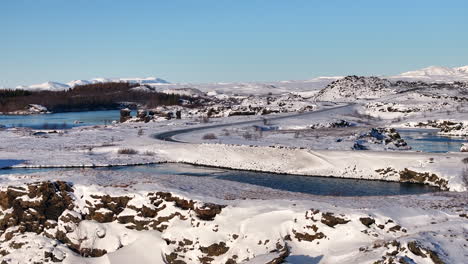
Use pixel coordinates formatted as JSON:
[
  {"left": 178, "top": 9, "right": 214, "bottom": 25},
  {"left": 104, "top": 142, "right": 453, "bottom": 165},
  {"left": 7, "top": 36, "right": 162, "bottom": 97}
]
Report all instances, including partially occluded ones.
[
  {"left": 152, "top": 143, "right": 467, "bottom": 192},
  {"left": 0, "top": 116, "right": 466, "bottom": 191},
  {"left": 0, "top": 180, "right": 466, "bottom": 264},
  {"left": 403, "top": 120, "right": 468, "bottom": 137}
]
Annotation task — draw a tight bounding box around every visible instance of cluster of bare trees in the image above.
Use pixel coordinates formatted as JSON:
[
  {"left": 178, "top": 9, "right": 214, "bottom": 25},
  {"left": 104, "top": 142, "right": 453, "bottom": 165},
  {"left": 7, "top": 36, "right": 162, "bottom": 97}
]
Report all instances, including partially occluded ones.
[{"left": 0, "top": 82, "right": 186, "bottom": 113}]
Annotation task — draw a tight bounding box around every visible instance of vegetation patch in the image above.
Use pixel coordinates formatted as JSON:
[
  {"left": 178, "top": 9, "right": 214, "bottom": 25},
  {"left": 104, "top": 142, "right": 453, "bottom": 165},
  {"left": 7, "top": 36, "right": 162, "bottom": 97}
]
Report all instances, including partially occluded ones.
[
  {"left": 399, "top": 169, "right": 448, "bottom": 190},
  {"left": 117, "top": 148, "right": 138, "bottom": 155},
  {"left": 0, "top": 82, "right": 188, "bottom": 113}
]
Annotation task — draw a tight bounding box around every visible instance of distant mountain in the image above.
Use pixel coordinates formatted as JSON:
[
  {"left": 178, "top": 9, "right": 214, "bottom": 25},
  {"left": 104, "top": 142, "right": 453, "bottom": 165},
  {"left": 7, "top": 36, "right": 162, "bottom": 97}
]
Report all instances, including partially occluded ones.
[
  {"left": 12, "top": 65, "right": 468, "bottom": 94},
  {"left": 16, "top": 77, "right": 170, "bottom": 91},
  {"left": 389, "top": 65, "right": 468, "bottom": 82},
  {"left": 16, "top": 81, "right": 71, "bottom": 92}
]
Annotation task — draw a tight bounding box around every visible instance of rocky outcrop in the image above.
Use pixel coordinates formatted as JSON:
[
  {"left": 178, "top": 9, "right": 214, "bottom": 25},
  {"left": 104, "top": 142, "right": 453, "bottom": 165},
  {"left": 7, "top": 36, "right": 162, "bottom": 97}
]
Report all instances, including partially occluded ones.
[
  {"left": 414, "top": 120, "right": 468, "bottom": 136},
  {"left": 0, "top": 181, "right": 453, "bottom": 264},
  {"left": 354, "top": 128, "right": 410, "bottom": 150},
  {"left": 119, "top": 108, "right": 132, "bottom": 123},
  {"left": 460, "top": 143, "right": 467, "bottom": 152},
  {"left": 399, "top": 169, "right": 448, "bottom": 191},
  {"left": 0, "top": 181, "right": 74, "bottom": 234}
]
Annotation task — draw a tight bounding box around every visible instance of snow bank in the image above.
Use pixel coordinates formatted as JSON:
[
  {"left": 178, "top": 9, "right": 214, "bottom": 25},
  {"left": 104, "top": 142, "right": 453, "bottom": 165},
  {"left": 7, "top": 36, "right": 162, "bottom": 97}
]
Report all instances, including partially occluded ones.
[
  {"left": 0, "top": 181, "right": 465, "bottom": 264},
  {"left": 155, "top": 143, "right": 467, "bottom": 191}
]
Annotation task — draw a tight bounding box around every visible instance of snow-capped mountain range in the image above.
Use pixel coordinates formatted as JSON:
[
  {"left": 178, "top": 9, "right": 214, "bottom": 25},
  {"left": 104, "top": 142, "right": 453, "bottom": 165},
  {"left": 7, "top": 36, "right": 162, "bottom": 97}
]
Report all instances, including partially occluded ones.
[
  {"left": 388, "top": 65, "right": 468, "bottom": 82},
  {"left": 15, "top": 77, "right": 169, "bottom": 91},
  {"left": 12, "top": 65, "right": 468, "bottom": 92}
]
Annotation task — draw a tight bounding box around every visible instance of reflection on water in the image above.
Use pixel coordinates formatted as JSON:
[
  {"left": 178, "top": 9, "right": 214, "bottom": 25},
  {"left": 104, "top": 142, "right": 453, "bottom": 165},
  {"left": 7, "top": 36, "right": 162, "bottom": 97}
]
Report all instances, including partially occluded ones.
[
  {"left": 0, "top": 110, "right": 125, "bottom": 129},
  {"left": 94, "top": 163, "right": 442, "bottom": 196},
  {"left": 397, "top": 128, "right": 467, "bottom": 153},
  {"left": 0, "top": 163, "right": 436, "bottom": 197},
  {"left": 0, "top": 163, "right": 437, "bottom": 196}
]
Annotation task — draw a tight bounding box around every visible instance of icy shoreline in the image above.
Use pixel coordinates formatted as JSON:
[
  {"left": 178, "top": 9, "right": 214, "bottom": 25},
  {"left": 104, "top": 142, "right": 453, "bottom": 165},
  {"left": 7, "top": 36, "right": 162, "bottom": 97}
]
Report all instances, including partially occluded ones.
[{"left": 150, "top": 143, "right": 467, "bottom": 192}]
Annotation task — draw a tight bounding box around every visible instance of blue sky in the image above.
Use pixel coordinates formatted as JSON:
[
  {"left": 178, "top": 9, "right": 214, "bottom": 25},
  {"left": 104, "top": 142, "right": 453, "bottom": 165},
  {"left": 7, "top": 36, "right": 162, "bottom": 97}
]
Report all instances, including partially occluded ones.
[{"left": 1, "top": 0, "right": 467, "bottom": 87}]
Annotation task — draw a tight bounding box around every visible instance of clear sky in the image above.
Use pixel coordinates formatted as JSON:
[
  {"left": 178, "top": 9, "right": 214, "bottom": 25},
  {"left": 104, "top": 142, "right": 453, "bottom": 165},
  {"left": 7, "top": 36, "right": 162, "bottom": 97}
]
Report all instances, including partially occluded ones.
[{"left": 1, "top": 0, "right": 467, "bottom": 87}]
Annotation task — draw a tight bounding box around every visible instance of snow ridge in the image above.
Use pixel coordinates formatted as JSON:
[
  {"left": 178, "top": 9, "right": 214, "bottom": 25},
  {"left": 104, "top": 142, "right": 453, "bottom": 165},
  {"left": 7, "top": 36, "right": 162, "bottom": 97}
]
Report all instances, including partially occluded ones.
[
  {"left": 16, "top": 77, "right": 170, "bottom": 91},
  {"left": 314, "top": 76, "right": 394, "bottom": 102},
  {"left": 391, "top": 65, "right": 468, "bottom": 82}
]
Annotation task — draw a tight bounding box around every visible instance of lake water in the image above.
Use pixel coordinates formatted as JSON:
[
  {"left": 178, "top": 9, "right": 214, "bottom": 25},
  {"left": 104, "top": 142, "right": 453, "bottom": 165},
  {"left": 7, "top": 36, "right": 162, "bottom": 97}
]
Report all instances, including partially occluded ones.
[
  {"left": 0, "top": 110, "right": 465, "bottom": 153},
  {"left": 0, "top": 163, "right": 439, "bottom": 196},
  {"left": 0, "top": 110, "right": 123, "bottom": 129},
  {"left": 397, "top": 128, "right": 467, "bottom": 153}
]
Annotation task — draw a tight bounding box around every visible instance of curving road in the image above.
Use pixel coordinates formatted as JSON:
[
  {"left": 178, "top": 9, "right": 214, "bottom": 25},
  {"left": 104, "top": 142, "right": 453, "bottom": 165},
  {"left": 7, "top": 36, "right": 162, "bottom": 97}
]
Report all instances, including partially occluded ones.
[{"left": 153, "top": 103, "right": 353, "bottom": 143}]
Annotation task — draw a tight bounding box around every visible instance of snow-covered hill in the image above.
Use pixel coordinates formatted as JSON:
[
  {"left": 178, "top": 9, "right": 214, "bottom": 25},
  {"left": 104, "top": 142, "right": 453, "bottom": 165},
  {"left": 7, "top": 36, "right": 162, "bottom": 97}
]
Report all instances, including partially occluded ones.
[
  {"left": 16, "top": 81, "right": 71, "bottom": 91},
  {"left": 389, "top": 65, "right": 468, "bottom": 82},
  {"left": 314, "top": 76, "right": 394, "bottom": 102},
  {"left": 14, "top": 77, "right": 340, "bottom": 95},
  {"left": 16, "top": 77, "right": 170, "bottom": 91},
  {"left": 12, "top": 65, "right": 468, "bottom": 94}
]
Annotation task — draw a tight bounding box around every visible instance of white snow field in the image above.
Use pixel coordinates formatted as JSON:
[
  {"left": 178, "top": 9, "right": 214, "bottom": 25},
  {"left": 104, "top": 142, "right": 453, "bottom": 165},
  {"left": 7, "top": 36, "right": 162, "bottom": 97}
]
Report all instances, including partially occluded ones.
[{"left": 1, "top": 66, "right": 467, "bottom": 263}]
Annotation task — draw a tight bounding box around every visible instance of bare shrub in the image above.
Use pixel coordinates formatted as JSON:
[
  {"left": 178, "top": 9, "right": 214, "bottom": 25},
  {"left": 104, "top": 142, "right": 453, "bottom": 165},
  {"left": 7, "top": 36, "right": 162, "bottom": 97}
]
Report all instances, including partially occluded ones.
[
  {"left": 117, "top": 148, "right": 138, "bottom": 155},
  {"left": 201, "top": 116, "right": 210, "bottom": 123},
  {"left": 294, "top": 131, "right": 300, "bottom": 138},
  {"left": 101, "top": 143, "right": 116, "bottom": 147},
  {"left": 463, "top": 157, "right": 468, "bottom": 187},
  {"left": 221, "top": 129, "right": 230, "bottom": 136},
  {"left": 257, "top": 130, "right": 263, "bottom": 138},
  {"left": 202, "top": 133, "right": 217, "bottom": 140},
  {"left": 242, "top": 131, "right": 253, "bottom": 140},
  {"left": 143, "top": 150, "right": 155, "bottom": 156},
  {"left": 137, "top": 128, "right": 144, "bottom": 137},
  {"left": 463, "top": 167, "right": 468, "bottom": 187}
]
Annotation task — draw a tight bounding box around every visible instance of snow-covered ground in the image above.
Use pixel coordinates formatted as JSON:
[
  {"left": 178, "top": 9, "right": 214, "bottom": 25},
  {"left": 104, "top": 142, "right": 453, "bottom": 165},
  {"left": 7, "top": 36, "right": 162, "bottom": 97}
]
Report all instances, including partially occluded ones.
[
  {"left": 1, "top": 66, "right": 468, "bottom": 263},
  {"left": 0, "top": 169, "right": 466, "bottom": 264},
  {"left": 0, "top": 104, "right": 466, "bottom": 193}
]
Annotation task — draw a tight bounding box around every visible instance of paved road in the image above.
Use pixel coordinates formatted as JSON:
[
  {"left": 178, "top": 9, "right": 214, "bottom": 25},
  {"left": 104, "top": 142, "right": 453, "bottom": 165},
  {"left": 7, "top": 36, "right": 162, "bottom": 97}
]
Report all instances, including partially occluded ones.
[{"left": 153, "top": 103, "right": 353, "bottom": 143}]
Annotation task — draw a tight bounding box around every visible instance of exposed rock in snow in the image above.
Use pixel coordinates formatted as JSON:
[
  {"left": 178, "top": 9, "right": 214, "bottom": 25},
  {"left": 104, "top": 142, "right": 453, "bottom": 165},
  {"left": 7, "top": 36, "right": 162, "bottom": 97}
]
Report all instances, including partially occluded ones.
[
  {"left": 406, "top": 120, "right": 468, "bottom": 137},
  {"left": 27, "top": 104, "right": 48, "bottom": 113},
  {"left": 0, "top": 180, "right": 465, "bottom": 264},
  {"left": 354, "top": 128, "right": 411, "bottom": 151},
  {"left": 461, "top": 143, "right": 468, "bottom": 152},
  {"left": 314, "top": 76, "right": 394, "bottom": 102}
]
